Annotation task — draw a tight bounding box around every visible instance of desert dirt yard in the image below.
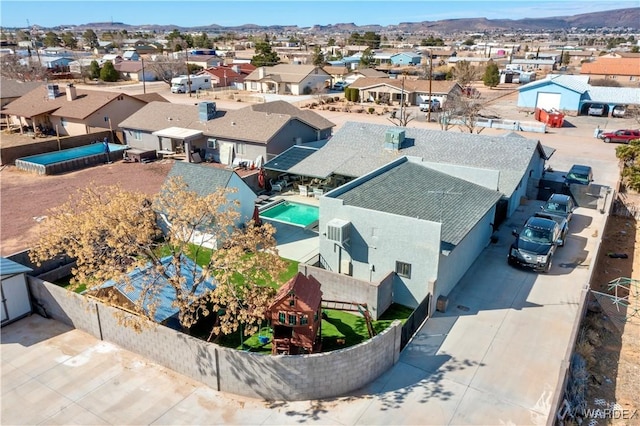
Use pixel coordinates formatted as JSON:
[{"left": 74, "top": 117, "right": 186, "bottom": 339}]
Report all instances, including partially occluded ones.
[
  {"left": 0, "top": 160, "right": 173, "bottom": 257},
  {"left": 581, "top": 192, "right": 640, "bottom": 424}
]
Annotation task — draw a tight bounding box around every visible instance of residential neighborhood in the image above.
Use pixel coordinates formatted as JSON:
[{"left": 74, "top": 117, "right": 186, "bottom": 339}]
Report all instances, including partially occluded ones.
[{"left": 1, "top": 3, "right": 639, "bottom": 425}]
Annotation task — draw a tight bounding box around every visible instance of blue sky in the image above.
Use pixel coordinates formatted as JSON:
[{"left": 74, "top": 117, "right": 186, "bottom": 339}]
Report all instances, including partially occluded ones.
[{"left": 0, "top": 1, "right": 636, "bottom": 28}]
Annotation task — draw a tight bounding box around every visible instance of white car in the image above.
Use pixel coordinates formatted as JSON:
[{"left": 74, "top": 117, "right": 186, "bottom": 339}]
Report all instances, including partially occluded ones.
[{"left": 419, "top": 99, "right": 440, "bottom": 112}]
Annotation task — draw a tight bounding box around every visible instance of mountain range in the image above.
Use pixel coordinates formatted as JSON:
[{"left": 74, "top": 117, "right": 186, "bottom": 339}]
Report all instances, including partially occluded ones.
[{"left": 46, "top": 7, "right": 639, "bottom": 34}]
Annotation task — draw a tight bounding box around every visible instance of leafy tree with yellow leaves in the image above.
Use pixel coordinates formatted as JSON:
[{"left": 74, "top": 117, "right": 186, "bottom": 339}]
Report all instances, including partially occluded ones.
[{"left": 30, "top": 177, "right": 286, "bottom": 339}]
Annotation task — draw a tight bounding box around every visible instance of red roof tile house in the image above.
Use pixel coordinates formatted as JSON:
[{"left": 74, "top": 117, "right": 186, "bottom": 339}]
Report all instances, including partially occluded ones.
[
  {"left": 580, "top": 58, "right": 640, "bottom": 87},
  {"left": 1, "top": 83, "right": 149, "bottom": 136},
  {"left": 200, "top": 65, "right": 246, "bottom": 89},
  {"left": 267, "top": 273, "right": 322, "bottom": 355}
]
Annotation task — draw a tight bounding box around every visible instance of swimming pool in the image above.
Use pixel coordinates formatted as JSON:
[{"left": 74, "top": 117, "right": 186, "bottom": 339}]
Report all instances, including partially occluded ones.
[
  {"left": 260, "top": 200, "right": 319, "bottom": 228},
  {"left": 15, "top": 143, "right": 128, "bottom": 175}
]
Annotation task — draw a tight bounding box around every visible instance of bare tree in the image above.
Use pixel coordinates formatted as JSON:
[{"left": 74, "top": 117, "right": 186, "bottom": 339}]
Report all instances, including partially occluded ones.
[
  {"left": 387, "top": 75, "right": 415, "bottom": 127},
  {"left": 0, "top": 54, "right": 47, "bottom": 81},
  {"left": 440, "top": 90, "right": 485, "bottom": 133},
  {"left": 146, "top": 55, "right": 187, "bottom": 85},
  {"left": 452, "top": 60, "right": 478, "bottom": 87},
  {"left": 30, "top": 177, "right": 287, "bottom": 336}
]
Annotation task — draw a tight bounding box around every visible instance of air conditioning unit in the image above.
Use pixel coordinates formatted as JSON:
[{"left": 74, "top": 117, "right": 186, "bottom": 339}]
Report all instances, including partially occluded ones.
[{"left": 326, "top": 218, "right": 351, "bottom": 245}]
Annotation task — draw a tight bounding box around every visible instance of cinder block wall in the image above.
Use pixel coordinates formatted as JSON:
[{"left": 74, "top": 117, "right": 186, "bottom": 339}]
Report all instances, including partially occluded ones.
[
  {"left": 297, "top": 264, "right": 394, "bottom": 320},
  {"left": 28, "top": 277, "right": 102, "bottom": 338},
  {"left": 27, "top": 277, "right": 402, "bottom": 401}
]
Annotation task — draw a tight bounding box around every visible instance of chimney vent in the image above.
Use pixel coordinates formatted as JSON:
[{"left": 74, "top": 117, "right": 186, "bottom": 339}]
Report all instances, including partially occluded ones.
[
  {"left": 198, "top": 101, "right": 217, "bottom": 121},
  {"left": 66, "top": 83, "right": 77, "bottom": 101},
  {"left": 384, "top": 128, "right": 405, "bottom": 151}
]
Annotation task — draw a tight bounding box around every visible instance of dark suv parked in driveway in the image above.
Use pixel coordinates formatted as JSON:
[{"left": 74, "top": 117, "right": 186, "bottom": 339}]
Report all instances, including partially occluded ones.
[
  {"left": 534, "top": 193, "right": 575, "bottom": 245},
  {"left": 508, "top": 216, "right": 563, "bottom": 273}
]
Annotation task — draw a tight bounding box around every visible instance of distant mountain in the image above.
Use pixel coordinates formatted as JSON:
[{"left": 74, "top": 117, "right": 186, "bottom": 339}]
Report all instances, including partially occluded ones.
[{"left": 42, "top": 7, "right": 639, "bottom": 34}]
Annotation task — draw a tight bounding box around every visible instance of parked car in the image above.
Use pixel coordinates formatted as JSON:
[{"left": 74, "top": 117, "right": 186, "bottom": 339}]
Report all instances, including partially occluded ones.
[
  {"left": 508, "top": 216, "right": 563, "bottom": 273},
  {"left": 612, "top": 105, "right": 627, "bottom": 118},
  {"left": 587, "top": 103, "right": 605, "bottom": 117},
  {"left": 539, "top": 193, "right": 575, "bottom": 223},
  {"left": 564, "top": 164, "right": 593, "bottom": 186},
  {"left": 332, "top": 81, "right": 349, "bottom": 91},
  {"left": 599, "top": 129, "right": 640, "bottom": 144},
  {"left": 535, "top": 193, "right": 574, "bottom": 247},
  {"left": 419, "top": 99, "right": 441, "bottom": 112}
]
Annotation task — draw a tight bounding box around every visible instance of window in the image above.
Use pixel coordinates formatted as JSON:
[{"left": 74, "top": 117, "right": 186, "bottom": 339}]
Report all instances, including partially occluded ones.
[
  {"left": 235, "top": 143, "right": 246, "bottom": 155},
  {"left": 314, "top": 312, "right": 318, "bottom": 321},
  {"left": 288, "top": 314, "right": 297, "bottom": 325},
  {"left": 251, "top": 82, "right": 257, "bottom": 90},
  {"left": 207, "top": 138, "right": 217, "bottom": 149},
  {"left": 278, "top": 312, "right": 285, "bottom": 323},
  {"left": 289, "top": 298, "right": 295, "bottom": 307},
  {"left": 60, "top": 117, "right": 67, "bottom": 127},
  {"left": 133, "top": 130, "right": 142, "bottom": 140},
  {"left": 396, "top": 261, "right": 412, "bottom": 278},
  {"left": 301, "top": 315, "right": 308, "bottom": 325}
]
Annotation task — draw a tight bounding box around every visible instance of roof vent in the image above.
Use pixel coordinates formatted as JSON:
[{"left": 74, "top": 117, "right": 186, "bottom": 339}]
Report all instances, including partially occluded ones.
[
  {"left": 46, "top": 84, "right": 59, "bottom": 100},
  {"left": 384, "top": 128, "right": 405, "bottom": 151},
  {"left": 198, "top": 101, "right": 217, "bottom": 121}
]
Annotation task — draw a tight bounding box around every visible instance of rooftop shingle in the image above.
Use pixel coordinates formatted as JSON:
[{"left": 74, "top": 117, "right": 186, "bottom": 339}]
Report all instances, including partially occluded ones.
[
  {"left": 288, "top": 122, "right": 549, "bottom": 197},
  {"left": 336, "top": 159, "right": 502, "bottom": 247}
]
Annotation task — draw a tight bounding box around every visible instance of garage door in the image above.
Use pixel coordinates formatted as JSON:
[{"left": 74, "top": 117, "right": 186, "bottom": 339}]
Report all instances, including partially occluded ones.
[{"left": 536, "top": 92, "right": 561, "bottom": 110}]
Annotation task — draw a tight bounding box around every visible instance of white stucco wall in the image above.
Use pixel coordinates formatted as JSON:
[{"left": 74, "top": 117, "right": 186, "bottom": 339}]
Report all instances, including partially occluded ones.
[{"left": 319, "top": 196, "right": 441, "bottom": 308}]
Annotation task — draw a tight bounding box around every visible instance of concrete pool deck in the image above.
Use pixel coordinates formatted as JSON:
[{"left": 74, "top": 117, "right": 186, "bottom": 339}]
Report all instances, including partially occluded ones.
[{"left": 264, "top": 193, "right": 320, "bottom": 263}]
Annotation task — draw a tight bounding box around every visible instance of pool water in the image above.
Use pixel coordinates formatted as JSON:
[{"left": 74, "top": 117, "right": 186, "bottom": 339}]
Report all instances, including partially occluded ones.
[
  {"left": 260, "top": 201, "right": 319, "bottom": 227},
  {"left": 15, "top": 143, "right": 129, "bottom": 175},
  {"left": 18, "top": 143, "right": 126, "bottom": 165}
]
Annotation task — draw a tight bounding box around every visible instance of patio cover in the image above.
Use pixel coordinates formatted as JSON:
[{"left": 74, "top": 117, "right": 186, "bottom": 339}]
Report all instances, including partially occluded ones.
[
  {"left": 152, "top": 126, "right": 203, "bottom": 141},
  {"left": 263, "top": 145, "right": 319, "bottom": 174}
]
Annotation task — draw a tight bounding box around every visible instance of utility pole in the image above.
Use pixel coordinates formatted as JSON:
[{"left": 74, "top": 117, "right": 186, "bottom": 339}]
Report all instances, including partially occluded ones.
[
  {"left": 399, "top": 73, "right": 405, "bottom": 123},
  {"left": 427, "top": 50, "right": 433, "bottom": 123},
  {"left": 141, "top": 57, "right": 146, "bottom": 94},
  {"left": 185, "top": 49, "right": 192, "bottom": 98}
]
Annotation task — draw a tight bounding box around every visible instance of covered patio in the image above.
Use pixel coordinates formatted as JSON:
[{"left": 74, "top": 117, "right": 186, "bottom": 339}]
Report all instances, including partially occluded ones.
[
  {"left": 151, "top": 127, "right": 204, "bottom": 162},
  {"left": 262, "top": 145, "right": 352, "bottom": 197}
]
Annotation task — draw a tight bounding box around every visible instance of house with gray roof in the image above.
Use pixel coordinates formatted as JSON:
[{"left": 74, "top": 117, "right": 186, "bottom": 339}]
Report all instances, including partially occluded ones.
[
  {"left": 244, "top": 64, "right": 331, "bottom": 95},
  {"left": 163, "top": 161, "right": 257, "bottom": 248},
  {"left": 119, "top": 100, "right": 334, "bottom": 166},
  {"left": 0, "top": 77, "right": 41, "bottom": 110},
  {"left": 319, "top": 155, "right": 502, "bottom": 308},
  {"left": 517, "top": 74, "right": 640, "bottom": 116},
  {"left": 277, "top": 122, "right": 550, "bottom": 220}
]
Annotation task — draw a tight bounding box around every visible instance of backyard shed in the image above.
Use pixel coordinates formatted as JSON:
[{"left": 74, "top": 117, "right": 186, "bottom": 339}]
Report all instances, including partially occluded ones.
[{"left": 1, "top": 257, "right": 33, "bottom": 326}]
